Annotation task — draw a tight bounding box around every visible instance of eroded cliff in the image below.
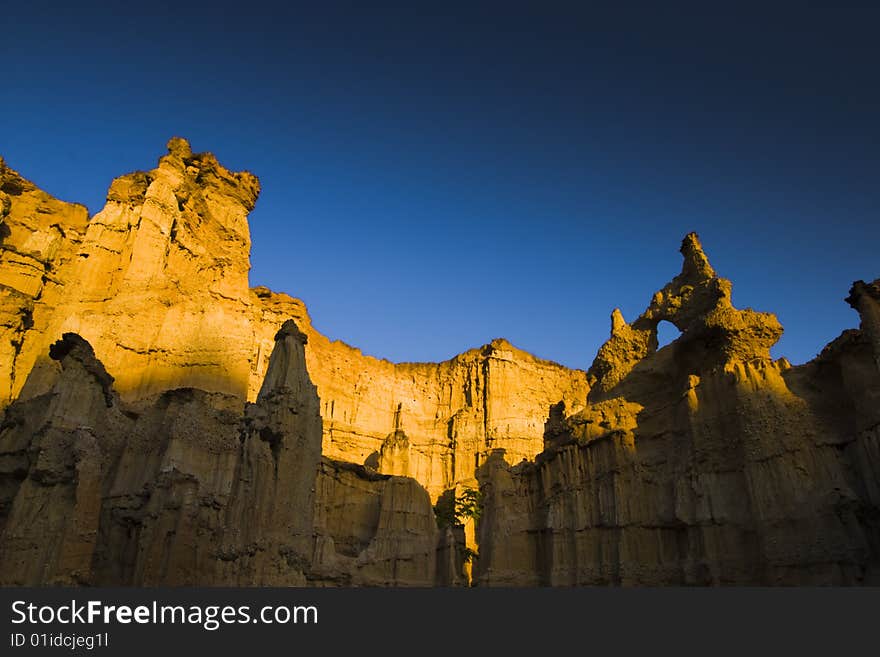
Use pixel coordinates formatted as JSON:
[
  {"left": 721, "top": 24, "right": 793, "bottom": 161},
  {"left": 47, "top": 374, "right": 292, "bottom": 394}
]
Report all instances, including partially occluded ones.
[
  {"left": 1, "top": 142, "right": 587, "bottom": 501},
  {"left": 1, "top": 141, "right": 877, "bottom": 585}
]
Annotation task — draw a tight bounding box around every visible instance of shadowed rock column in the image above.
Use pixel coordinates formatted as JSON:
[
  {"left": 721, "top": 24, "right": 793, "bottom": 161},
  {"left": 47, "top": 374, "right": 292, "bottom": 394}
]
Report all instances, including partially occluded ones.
[
  {"left": 220, "top": 319, "right": 324, "bottom": 584},
  {"left": 0, "top": 334, "right": 124, "bottom": 585}
]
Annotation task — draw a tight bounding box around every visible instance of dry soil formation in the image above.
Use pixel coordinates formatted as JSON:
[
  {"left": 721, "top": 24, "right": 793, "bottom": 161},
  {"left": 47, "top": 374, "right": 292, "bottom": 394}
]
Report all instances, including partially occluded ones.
[{"left": 0, "top": 140, "right": 878, "bottom": 585}]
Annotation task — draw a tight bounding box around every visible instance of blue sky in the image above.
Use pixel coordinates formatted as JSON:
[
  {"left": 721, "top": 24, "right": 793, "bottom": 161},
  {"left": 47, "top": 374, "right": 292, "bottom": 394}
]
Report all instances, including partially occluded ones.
[{"left": 2, "top": 3, "right": 878, "bottom": 367}]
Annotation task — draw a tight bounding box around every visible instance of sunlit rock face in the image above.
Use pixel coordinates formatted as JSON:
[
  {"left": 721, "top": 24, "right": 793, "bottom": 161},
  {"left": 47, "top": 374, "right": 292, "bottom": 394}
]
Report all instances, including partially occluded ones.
[
  {"left": 1, "top": 141, "right": 878, "bottom": 586},
  {"left": 1, "top": 139, "right": 260, "bottom": 405}
]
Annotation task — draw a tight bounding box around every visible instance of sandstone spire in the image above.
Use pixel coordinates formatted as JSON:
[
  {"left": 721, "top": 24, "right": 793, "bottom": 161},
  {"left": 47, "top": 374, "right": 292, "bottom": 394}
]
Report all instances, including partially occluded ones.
[{"left": 221, "top": 317, "right": 323, "bottom": 584}]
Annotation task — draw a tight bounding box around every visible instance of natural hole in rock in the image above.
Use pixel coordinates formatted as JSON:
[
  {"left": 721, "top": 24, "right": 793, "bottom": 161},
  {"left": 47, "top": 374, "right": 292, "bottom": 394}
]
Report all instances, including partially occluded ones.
[{"left": 656, "top": 320, "right": 681, "bottom": 349}]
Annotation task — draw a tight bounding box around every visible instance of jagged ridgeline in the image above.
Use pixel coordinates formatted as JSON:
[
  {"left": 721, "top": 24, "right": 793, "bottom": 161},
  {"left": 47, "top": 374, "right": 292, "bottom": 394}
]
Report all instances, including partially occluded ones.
[{"left": 0, "top": 140, "right": 878, "bottom": 586}]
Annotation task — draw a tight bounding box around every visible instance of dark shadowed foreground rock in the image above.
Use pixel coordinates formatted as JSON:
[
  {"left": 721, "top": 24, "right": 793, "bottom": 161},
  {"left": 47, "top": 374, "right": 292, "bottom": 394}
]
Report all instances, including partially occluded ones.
[
  {"left": 0, "top": 325, "right": 439, "bottom": 585},
  {"left": 0, "top": 143, "right": 878, "bottom": 585}
]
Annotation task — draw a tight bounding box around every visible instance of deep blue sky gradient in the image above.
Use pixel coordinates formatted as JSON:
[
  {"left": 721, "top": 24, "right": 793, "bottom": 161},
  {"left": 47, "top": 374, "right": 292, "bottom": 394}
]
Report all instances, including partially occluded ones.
[{"left": 2, "top": 3, "right": 878, "bottom": 367}]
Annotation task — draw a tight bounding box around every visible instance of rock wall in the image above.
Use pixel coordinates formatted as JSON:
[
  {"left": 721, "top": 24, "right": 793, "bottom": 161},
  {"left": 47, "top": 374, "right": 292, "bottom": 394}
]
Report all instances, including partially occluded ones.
[
  {"left": 246, "top": 288, "right": 589, "bottom": 498},
  {"left": 1, "top": 142, "right": 878, "bottom": 585}
]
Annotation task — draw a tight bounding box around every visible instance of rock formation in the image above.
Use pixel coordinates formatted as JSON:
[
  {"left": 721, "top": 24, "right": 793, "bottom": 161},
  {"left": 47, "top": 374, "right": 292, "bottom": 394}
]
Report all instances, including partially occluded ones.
[
  {"left": 475, "top": 235, "right": 880, "bottom": 585},
  {"left": 0, "top": 141, "right": 878, "bottom": 585},
  {"left": 1, "top": 143, "right": 588, "bottom": 501}
]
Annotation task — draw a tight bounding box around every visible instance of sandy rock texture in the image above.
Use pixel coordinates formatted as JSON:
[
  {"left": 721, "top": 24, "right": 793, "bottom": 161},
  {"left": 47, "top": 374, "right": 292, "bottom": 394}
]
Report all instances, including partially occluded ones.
[{"left": 1, "top": 142, "right": 878, "bottom": 585}]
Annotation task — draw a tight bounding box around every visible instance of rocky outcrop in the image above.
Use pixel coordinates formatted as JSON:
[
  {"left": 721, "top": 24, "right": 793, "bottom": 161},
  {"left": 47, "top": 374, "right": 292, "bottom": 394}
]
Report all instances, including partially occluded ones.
[
  {"left": 474, "top": 236, "right": 880, "bottom": 585},
  {"left": 588, "top": 233, "right": 782, "bottom": 395},
  {"left": 1, "top": 142, "right": 878, "bottom": 586},
  {"left": 1, "top": 139, "right": 260, "bottom": 407}
]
